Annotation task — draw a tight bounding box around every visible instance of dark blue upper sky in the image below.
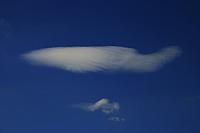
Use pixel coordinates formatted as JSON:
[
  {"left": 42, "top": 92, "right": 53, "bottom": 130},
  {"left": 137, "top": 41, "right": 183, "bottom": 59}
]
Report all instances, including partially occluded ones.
[{"left": 0, "top": 0, "right": 200, "bottom": 133}]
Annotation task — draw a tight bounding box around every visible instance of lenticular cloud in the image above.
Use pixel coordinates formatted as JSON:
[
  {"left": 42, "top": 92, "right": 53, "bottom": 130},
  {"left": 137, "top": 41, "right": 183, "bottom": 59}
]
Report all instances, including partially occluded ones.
[{"left": 22, "top": 46, "right": 181, "bottom": 73}]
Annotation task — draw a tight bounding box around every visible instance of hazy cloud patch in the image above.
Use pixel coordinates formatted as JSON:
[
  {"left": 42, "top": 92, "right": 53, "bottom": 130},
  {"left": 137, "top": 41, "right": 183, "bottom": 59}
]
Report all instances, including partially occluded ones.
[
  {"left": 0, "top": 18, "right": 12, "bottom": 40},
  {"left": 108, "top": 116, "right": 125, "bottom": 122}
]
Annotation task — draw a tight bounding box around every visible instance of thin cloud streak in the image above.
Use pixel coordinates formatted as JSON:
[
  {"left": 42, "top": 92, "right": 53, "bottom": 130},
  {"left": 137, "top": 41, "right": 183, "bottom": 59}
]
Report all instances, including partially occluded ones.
[
  {"left": 22, "top": 46, "right": 181, "bottom": 73},
  {"left": 108, "top": 116, "right": 125, "bottom": 122}
]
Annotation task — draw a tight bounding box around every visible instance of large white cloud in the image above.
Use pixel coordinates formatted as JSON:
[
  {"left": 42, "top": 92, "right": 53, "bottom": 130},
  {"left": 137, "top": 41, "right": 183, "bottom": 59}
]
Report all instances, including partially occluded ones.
[
  {"left": 73, "top": 98, "right": 120, "bottom": 114},
  {"left": 22, "top": 46, "right": 181, "bottom": 73}
]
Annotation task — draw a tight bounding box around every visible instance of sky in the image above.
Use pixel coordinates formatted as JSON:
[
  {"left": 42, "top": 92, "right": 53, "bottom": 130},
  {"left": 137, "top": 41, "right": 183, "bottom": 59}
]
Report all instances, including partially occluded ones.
[{"left": 0, "top": 0, "right": 200, "bottom": 133}]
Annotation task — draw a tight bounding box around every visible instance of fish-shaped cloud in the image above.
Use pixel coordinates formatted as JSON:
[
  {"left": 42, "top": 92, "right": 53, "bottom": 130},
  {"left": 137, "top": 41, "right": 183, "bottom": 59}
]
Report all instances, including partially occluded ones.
[{"left": 22, "top": 46, "right": 181, "bottom": 73}]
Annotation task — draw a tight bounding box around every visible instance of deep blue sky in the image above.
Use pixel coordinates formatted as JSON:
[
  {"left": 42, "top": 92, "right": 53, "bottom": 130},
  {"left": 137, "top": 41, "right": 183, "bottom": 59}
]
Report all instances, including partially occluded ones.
[{"left": 0, "top": 0, "right": 200, "bottom": 133}]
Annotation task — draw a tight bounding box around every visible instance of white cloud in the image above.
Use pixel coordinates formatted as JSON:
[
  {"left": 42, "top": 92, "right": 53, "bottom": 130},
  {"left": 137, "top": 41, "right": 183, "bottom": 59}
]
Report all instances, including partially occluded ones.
[
  {"left": 22, "top": 46, "right": 181, "bottom": 73},
  {"left": 108, "top": 116, "right": 125, "bottom": 122},
  {"left": 73, "top": 98, "right": 125, "bottom": 122},
  {"left": 73, "top": 98, "right": 120, "bottom": 114}
]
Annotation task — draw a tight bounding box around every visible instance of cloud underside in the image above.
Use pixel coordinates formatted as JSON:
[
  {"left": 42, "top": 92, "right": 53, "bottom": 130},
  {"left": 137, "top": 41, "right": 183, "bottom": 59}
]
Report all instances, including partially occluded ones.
[
  {"left": 74, "top": 98, "right": 120, "bottom": 114},
  {"left": 23, "top": 46, "right": 181, "bottom": 73}
]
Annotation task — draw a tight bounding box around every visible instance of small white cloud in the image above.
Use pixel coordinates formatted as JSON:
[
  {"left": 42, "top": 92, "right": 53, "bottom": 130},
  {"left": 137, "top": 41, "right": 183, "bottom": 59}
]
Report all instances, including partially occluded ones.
[
  {"left": 73, "top": 98, "right": 125, "bottom": 122},
  {"left": 22, "top": 46, "right": 181, "bottom": 73},
  {"left": 73, "top": 98, "right": 120, "bottom": 114},
  {"left": 108, "top": 116, "right": 125, "bottom": 122}
]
